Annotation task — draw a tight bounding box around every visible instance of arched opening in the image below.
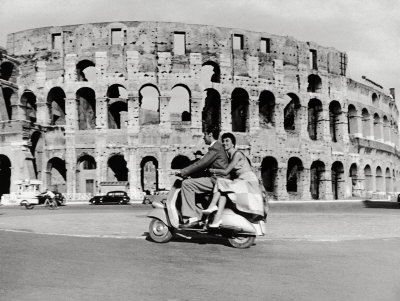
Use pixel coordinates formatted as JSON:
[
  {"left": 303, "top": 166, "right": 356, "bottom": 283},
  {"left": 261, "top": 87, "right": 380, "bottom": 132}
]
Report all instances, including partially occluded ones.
[
  {"left": 310, "top": 160, "right": 325, "bottom": 200},
  {"left": 47, "top": 157, "right": 67, "bottom": 192},
  {"left": 307, "top": 74, "right": 322, "bottom": 93},
  {"left": 0, "top": 61, "right": 15, "bottom": 81},
  {"left": 373, "top": 113, "right": 381, "bottom": 140},
  {"left": 76, "top": 87, "right": 96, "bottom": 130},
  {"left": 331, "top": 161, "right": 344, "bottom": 200},
  {"left": 47, "top": 87, "right": 66, "bottom": 125},
  {"left": 362, "top": 108, "right": 371, "bottom": 138},
  {"left": 349, "top": 163, "right": 358, "bottom": 197},
  {"left": 372, "top": 93, "right": 378, "bottom": 105},
  {"left": 171, "top": 155, "right": 191, "bottom": 169},
  {"left": 284, "top": 93, "right": 301, "bottom": 132},
  {"left": 141, "top": 156, "right": 158, "bottom": 194},
  {"left": 76, "top": 155, "right": 97, "bottom": 194},
  {"left": 231, "top": 88, "right": 249, "bottom": 132},
  {"left": 259, "top": 90, "right": 275, "bottom": 128},
  {"left": 202, "top": 88, "right": 221, "bottom": 131},
  {"left": 383, "top": 116, "right": 390, "bottom": 143},
  {"left": 286, "top": 157, "right": 303, "bottom": 194},
  {"left": 261, "top": 156, "right": 278, "bottom": 199},
  {"left": 107, "top": 84, "right": 128, "bottom": 99},
  {"left": 347, "top": 104, "right": 358, "bottom": 135},
  {"left": 108, "top": 101, "right": 128, "bottom": 129},
  {"left": 76, "top": 60, "right": 96, "bottom": 81},
  {"left": 0, "top": 155, "right": 11, "bottom": 197},
  {"left": 375, "top": 166, "right": 383, "bottom": 192},
  {"left": 364, "top": 165, "right": 373, "bottom": 191},
  {"left": 1, "top": 87, "right": 13, "bottom": 120},
  {"left": 107, "top": 155, "right": 128, "bottom": 181},
  {"left": 21, "top": 90, "right": 37, "bottom": 123},
  {"left": 30, "top": 131, "right": 43, "bottom": 178},
  {"left": 139, "top": 85, "right": 160, "bottom": 125},
  {"left": 385, "top": 167, "right": 391, "bottom": 194},
  {"left": 169, "top": 85, "right": 191, "bottom": 123},
  {"left": 329, "top": 101, "right": 342, "bottom": 142},
  {"left": 308, "top": 98, "right": 323, "bottom": 140},
  {"left": 201, "top": 61, "right": 220, "bottom": 84}
]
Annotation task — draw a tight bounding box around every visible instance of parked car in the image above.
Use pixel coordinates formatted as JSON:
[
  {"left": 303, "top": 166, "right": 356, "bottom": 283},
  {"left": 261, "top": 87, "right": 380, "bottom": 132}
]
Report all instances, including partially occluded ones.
[
  {"left": 37, "top": 191, "right": 66, "bottom": 206},
  {"left": 89, "top": 191, "right": 130, "bottom": 205}
]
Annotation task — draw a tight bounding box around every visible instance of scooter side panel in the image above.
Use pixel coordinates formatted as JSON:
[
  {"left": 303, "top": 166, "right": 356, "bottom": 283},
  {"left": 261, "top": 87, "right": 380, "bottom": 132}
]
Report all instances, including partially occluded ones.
[
  {"left": 221, "top": 209, "right": 257, "bottom": 234},
  {"left": 147, "top": 208, "right": 170, "bottom": 226}
]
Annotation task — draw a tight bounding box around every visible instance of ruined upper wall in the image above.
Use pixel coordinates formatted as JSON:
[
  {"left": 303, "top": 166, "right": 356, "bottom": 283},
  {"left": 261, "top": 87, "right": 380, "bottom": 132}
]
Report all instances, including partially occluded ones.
[{"left": 6, "top": 21, "right": 346, "bottom": 76}]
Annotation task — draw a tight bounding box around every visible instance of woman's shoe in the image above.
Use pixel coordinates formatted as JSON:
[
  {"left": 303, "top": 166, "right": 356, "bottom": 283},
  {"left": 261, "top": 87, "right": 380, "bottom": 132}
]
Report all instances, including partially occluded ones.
[
  {"left": 208, "top": 220, "right": 222, "bottom": 228},
  {"left": 202, "top": 205, "right": 218, "bottom": 215}
]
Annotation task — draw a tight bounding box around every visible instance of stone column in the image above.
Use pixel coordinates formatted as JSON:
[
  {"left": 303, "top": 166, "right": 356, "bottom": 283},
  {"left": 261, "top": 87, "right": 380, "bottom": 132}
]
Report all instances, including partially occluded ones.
[
  {"left": 96, "top": 96, "right": 108, "bottom": 129},
  {"left": 158, "top": 147, "right": 169, "bottom": 189},
  {"left": 249, "top": 95, "right": 260, "bottom": 134},
  {"left": 159, "top": 93, "right": 171, "bottom": 132},
  {"left": 353, "top": 113, "right": 363, "bottom": 138},
  {"left": 339, "top": 110, "right": 349, "bottom": 143},
  {"left": 276, "top": 165, "right": 289, "bottom": 201},
  {"left": 65, "top": 140, "right": 76, "bottom": 195},
  {"left": 274, "top": 102, "right": 286, "bottom": 136},
  {"left": 298, "top": 106, "right": 309, "bottom": 140},
  {"left": 190, "top": 92, "right": 203, "bottom": 133},
  {"left": 127, "top": 147, "right": 141, "bottom": 199},
  {"left": 10, "top": 92, "right": 23, "bottom": 120},
  {"left": 65, "top": 95, "right": 78, "bottom": 131},
  {"left": 127, "top": 92, "right": 140, "bottom": 131},
  {"left": 220, "top": 95, "right": 231, "bottom": 133},
  {"left": 367, "top": 116, "right": 374, "bottom": 140},
  {"left": 322, "top": 169, "right": 334, "bottom": 200},
  {"left": 300, "top": 168, "right": 312, "bottom": 200},
  {"left": 321, "top": 110, "right": 332, "bottom": 142}
]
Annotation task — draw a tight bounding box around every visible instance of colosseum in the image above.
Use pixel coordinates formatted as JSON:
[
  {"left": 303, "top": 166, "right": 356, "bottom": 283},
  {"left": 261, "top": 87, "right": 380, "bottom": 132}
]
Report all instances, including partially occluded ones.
[{"left": 0, "top": 21, "right": 398, "bottom": 204}]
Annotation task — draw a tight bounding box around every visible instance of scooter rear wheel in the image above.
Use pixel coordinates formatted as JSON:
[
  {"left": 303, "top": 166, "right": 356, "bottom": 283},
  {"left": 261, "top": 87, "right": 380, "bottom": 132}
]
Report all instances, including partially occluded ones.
[
  {"left": 149, "top": 218, "right": 173, "bottom": 243},
  {"left": 228, "top": 235, "right": 256, "bottom": 249}
]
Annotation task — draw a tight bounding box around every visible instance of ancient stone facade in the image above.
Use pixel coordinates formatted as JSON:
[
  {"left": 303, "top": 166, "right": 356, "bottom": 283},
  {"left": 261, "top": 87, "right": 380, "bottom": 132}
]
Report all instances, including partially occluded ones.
[{"left": 0, "top": 21, "right": 399, "bottom": 201}]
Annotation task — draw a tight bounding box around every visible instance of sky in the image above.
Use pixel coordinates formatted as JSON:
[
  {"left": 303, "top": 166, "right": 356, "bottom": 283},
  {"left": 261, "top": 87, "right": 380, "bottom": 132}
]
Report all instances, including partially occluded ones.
[{"left": 0, "top": 0, "right": 398, "bottom": 100}]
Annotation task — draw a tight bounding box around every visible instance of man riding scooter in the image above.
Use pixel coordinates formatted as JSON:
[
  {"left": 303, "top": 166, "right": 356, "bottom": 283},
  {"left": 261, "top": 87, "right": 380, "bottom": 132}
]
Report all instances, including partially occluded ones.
[{"left": 177, "top": 126, "right": 229, "bottom": 228}]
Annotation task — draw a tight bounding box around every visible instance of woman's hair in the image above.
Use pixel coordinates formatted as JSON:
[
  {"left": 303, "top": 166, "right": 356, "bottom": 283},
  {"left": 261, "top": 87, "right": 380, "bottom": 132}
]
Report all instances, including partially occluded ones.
[{"left": 221, "top": 132, "right": 236, "bottom": 146}]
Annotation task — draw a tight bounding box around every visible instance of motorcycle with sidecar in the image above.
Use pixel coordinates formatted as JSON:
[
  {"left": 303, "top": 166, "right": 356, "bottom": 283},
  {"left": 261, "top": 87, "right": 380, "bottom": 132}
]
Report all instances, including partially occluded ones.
[{"left": 147, "top": 178, "right": 267, "bottom": 249}]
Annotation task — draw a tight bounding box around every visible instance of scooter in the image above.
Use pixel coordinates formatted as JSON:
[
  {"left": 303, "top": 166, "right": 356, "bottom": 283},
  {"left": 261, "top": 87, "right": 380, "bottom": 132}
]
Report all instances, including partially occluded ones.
[{"left": 147, "top": 178, "right": 267, "bottom": 249}]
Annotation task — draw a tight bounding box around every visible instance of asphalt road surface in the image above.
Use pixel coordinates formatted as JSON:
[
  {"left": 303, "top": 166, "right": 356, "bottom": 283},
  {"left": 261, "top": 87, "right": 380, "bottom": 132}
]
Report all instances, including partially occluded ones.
[{"left": 0, "top": 204, "right": 400, "bottom": 301}]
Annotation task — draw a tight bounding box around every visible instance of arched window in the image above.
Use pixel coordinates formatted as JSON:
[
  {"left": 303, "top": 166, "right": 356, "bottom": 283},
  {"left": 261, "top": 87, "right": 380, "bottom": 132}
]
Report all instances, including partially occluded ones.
[
  {"left": 347, "top": 105, "right": 358, "bottom": 135},
  {"left": 231, "top": 88, "right": 249, "bottom": 132},
  {"left": 169, "top": 85, "right": 191, "bottom": 123},
  {"left": 373, "top": 113, "right": 381, "bottom": 140},
  {"left": 202, "top": 88, "right": 221, "bottom": 131},
  {"left": 76, "top": 87, "right": 96, "bottom": 130},
  {"left": 287, "top": 157, "right": 303, "bottom": 193},
  {"left": 261, "top": 156, "right": 278, "bottom": 198},
  {"left": 259, "top": 91, "right": 275, "bottom": 128},
  {"left": 76, "top": 60, "right": 96, "bottom": 81},
  {"left": 307, "top": 74, "right": 322, "bottom": 92},
  {"left": 375, "top": 166, "right": 383, "bottom": 192},
  {"left": 308, "top": 98, "right": 323, "bottom": 140},
  {"left": 331, "top": 161, "right": 344, "bottom": 199},
  {"left": 284, "top": 93, "right": 301, "bottom": 132},
  {"left": 107, "top": 155, "right": 128, "bottom": 181},
  {"left": 21, "top": 90, "right": 37, "bottom": 123},
  {"left": 47, "top": 87, "right": 66, "bottom": 125},
  {"left": 310, "top": 160, "right": 325, "bottom": 200},
  {"left": 362, "top": 108, "right": 371, "bottom": 138},
  {"left": 139, "top": 85, "right": 160, "bottom": 126},
  {"left": 201, "top": 61, "right": 220, "bottom": 84},
  {"left": 47, "top": 157, "right": 67, "bottom": 192},
  {"left": 329, "top": 101, "right": 342, "bottom": 142},
  {"left": 364, "top": 165, "right": 373, "bottom": 191}
]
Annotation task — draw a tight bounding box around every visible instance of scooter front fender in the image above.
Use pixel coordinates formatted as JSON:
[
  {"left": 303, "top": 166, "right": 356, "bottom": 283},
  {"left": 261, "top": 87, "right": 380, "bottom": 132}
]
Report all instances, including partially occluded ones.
[{"left": 147, "top": 207, "right": 171, "bottom": 227}]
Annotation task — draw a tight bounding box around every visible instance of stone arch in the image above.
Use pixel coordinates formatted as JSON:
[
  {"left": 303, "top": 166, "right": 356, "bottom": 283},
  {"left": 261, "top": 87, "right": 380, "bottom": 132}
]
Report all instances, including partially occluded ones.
[
  {"left": 107, "top": 84, "right": 128, "bottom": 99},
  {"left": 76, "top": 59, "right": 96, "bottom": 81},
  {"left": 373, "top": 113, "right": 381, "bottom": 140},
  {"left": 108, "top": 101, "right": 128, "bottom": 129},
  {"left": 347, "top": 104, "right": 358, "bottom": 135},
  {"left": 383, "top": 115, "right": 390, "bottom": 143},
  {"left": 76, "top": 154, "right": 97, "bottom": 194},
  {"left": 371, "top": 92, "right": 378, "bottom": 105},
  {"left": 286, "top": 157, "right": 304, "bottom": 194},
  {"left": 231, "top": 88, "right": 249, "bottom": 132},
  {"left": 202, "top": 88, "right": 221, "bottom": 131},
  {"left": 76, "top": 87, "right": 96, "bottom": 130},
  {"left": 385, "top": 167, "right": 391, "bottom": 193},
  {"left": 0, "top": 61, "right": 16, "bottom": 81},
  {"left": 349, "top": 163, "right": 358, "bottom": 197},
  {"left": 169, "top": 84, "right": 191, "bottom": 122},
  {"left": 201, "top": 61, "right": 220, "bottom": 83},
  {"left": 47, "top": 157, "right": 67, "bottom": 192},
  {"left": 107, "top": 154, "right": 128, "bottom": 181},
  {"left": 30, "top": 131, "right": 43, "bottom": 178},
  {"left": 171, "top": 155, "right": 191, "bottom": 169},
  {"left": 261, "top": 156, "right": 278, "bottom": 199},
  {"left": 329, "top": 101, "right": 342, "bottom": 142},
  {"left": 284, "top": 93, "right": 301, "bottom": 133},
  {"left": 140, "top": 156, "right": 158, "bottom": 194},
  {"left": 47, "top": 87, "right": 66, "bottom": 125},
  {"left": 259, "top": 90, "right": 275, "bottom": 128},
  {"left": 375, "top": 166, "right": 383, "bottom": 192},
  {"left": 307, "top": 74, "right": 322, "bottom": 92},
  {"left": 1, "top": 87, "right": 13, "bottom": 120},
  {"left": 20, "top": 90, "right": 37, "bottom": 122},
  {"left": 308, "top": 98, "right": 323, "bottom": 140},
  {"left": 331, "top": 161, "right": 344, "bottom": 199},
  {"left": 361, "top": 108, "right": 371, "bottom": 138},
  {"left": 310, "top": 160, "right": 325, "bottom": 200},
  {"left": 364, "top": 165, "right": 373, "bottom": 191},
  {"left": 139, "top": 84, "right": 160, "bottom": 125},
  {"left": 0, "top": 155, "right": 11, "bottom": 197}
]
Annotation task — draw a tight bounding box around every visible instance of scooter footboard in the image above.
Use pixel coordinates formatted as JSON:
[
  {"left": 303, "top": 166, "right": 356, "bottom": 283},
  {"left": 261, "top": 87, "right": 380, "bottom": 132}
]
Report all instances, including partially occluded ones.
[{"left": 147, "top": 207, "right": 170, "bottom": 227}]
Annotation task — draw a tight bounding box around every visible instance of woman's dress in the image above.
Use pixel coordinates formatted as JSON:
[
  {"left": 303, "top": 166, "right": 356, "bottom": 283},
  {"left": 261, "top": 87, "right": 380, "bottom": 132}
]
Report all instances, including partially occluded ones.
[{"left": 214, "top": 152, "right": 264, "bottom": 217}]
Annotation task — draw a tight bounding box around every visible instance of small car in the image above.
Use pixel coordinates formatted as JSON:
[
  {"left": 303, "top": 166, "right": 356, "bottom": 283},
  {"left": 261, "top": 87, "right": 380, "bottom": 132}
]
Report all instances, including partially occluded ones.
[
  {"left": 89, "top": 191, "right": 130, "bottom": 205},
  {"left": 37, "top": 191, "right": 66, "bottom": 206}
]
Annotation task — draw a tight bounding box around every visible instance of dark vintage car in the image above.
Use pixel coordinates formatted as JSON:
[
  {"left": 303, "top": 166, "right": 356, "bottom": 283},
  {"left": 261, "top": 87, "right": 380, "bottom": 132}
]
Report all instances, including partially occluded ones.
[
  {"left": 89, "top": 191, "right": 130, "bottom": 205},
  {"left": 37, "top": 191, "right": 66, "bottom": 206}
]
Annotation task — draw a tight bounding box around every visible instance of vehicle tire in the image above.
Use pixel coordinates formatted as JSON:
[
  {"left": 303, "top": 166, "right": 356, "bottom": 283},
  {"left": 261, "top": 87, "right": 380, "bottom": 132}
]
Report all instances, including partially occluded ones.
[
  {"left": 47, "top": 200, "right": 57, "bottom": 210},
  {"left": 143, "top": 198, "right": 151, "bottom": 205},
  {"left": 24, "top": 203, "right": 34, "bottom": 210},
  {"left": 148, "top": 218, "right": 173, "bottom": 243},
  {"left": 228, "top": 235, "right": 256, "bottom": 249}
]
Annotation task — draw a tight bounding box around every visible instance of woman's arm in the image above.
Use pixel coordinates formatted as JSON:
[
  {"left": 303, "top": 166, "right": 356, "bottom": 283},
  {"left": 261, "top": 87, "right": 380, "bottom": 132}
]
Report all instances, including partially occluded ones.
[{"left": 209, "top": 152, "right": 242, "bottom": 176}]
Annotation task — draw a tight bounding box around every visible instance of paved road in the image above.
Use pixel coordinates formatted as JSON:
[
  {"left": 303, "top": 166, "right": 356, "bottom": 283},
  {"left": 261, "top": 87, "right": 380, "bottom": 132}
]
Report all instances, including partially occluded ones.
[{"left": 0, "top": 204, "right": 399, "bottom": 301}]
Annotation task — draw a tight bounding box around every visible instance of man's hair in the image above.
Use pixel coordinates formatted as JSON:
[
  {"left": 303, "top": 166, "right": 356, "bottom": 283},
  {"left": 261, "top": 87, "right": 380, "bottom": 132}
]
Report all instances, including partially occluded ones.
[
  {"left": 205, "top": 126, "right": 220, "bottom": 140},
  {"left": 221, "top": 132, "right": 236, "bottom": 146}
]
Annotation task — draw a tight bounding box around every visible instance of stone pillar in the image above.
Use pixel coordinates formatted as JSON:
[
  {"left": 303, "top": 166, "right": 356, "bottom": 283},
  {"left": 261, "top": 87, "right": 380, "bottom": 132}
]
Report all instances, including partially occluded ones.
[
  {"left": 353, "top": 114, "right": 363, "bottom": 138},
  {"left": 376, "top": 121, "right": 384, "bottom": 142},
  {"left": 158, "top": 147, "right": 169, "bottom": 190},
  {"left": 298, "top": 106, "right": 309, "bottom": 140},
  {"left": 301, "top": 168, "right": 312, "bottom": 200},
  {"left": 128, "top": 147, "right": 142, "bottom": 199},
  {"left": 127, "top": 92, "right": 140, "bottom": 131},
  {"left": 11, "top": 93, "right": 23, "bottom": 120},
  {"left": 367, "top": 116, "right": 374, "bottom": 140},
  {"left": 36, "top": 101, "right": 50, "bottom": 125},
  {"left": 276, "top": 166, "right": 289, "bottom": 201},
  {"left": 221, "top": 95, "right": 231, "bottom": 133},
  {"left": 339, "top": 110, "right": 349, "bottom": 143},
  {"left": 274, "top": 102, "right": 286, "bottom": 136},
  {"left": 65, "top": 95, "right": 78, "bottom": 131},
  {"left": 321, "top": 110, "right": 332, "bottom": 142},
  {"left": 190, "top": 92, "right": 203, "bottom": 133},
  {"left": 159, "top": 93, "right": 171, "bottom": 132},
  {"left": 96, "top": 96, "right": 108, "bottom": 129},
  {"left": 65, "top": 139, "right": 76, "bottom": 195},
  {"left": 322, "top": 169, "right": 334, "bottom": 200},
  {"left": 249, "top": 95, "right": 260, "bottom": 134}
]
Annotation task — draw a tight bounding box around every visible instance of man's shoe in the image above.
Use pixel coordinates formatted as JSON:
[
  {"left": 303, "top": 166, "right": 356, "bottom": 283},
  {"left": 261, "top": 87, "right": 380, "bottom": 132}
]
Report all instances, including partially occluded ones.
[
  {"left": 202, "top": 205, "right": 218, "bottom": 215},
  {"left": 180, "top": 217, "right": 200, "bottom": 229}
]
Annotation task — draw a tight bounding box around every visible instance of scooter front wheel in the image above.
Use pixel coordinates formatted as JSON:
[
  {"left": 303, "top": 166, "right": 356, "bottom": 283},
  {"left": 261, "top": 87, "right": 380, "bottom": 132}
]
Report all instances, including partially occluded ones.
[
  {"left": 228, "top": 235, "right": 256, "bottom": 249},
  {"left": 149, "top": 218, "right": 173, "bottom": 243}
]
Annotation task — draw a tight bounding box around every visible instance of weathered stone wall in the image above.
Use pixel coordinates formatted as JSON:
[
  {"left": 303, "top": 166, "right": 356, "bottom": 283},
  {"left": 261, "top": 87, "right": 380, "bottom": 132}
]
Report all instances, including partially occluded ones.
[{"left": 0, "top": 21, "right": 399, "bottom": 201}]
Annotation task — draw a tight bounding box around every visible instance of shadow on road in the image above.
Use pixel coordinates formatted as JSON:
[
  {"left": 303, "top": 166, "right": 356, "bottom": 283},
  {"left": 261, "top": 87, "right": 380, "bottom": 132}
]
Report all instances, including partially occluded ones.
[
  {"left": 363, "top": 200, "right": 400, "bottom": 209},
  {"left": 143, "top": 231, "right": 233, "bottom": 247}
]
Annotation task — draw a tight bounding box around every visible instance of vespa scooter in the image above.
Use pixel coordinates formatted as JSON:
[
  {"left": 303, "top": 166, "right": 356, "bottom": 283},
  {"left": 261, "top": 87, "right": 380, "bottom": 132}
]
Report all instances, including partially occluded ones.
[{"left": 147, "top": 178, "right": 267, "bottom": 249}]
